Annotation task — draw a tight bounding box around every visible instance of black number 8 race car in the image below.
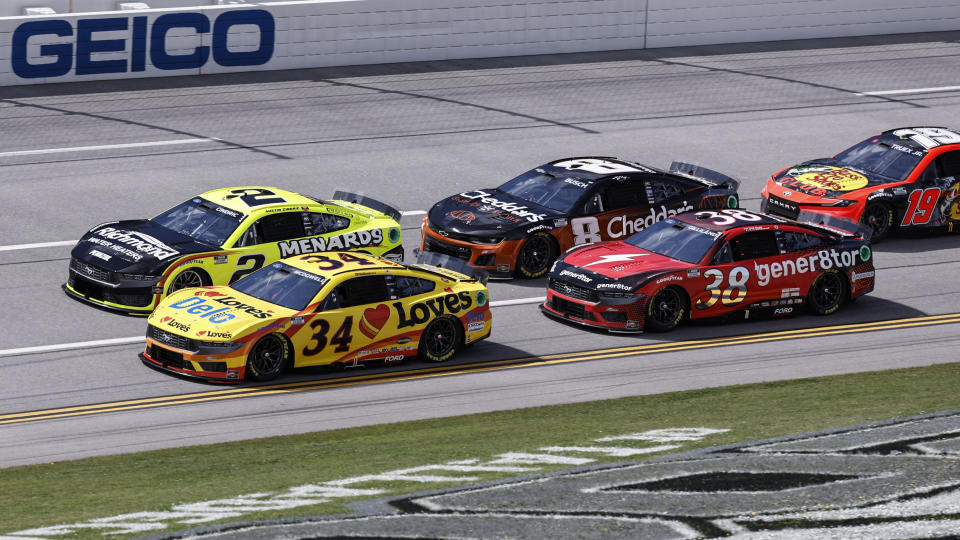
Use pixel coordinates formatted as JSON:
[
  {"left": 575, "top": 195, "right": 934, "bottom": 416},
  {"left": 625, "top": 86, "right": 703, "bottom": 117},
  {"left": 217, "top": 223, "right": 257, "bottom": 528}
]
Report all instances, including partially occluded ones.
[{"left": 420, "top": 157, "right": 740, "bottom": 278}]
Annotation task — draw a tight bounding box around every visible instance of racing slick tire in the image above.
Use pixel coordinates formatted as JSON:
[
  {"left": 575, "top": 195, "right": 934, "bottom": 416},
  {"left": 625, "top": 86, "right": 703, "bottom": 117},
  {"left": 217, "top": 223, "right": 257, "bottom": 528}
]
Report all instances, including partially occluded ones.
[
  {"left": 861, "top": 202, "right": 895, "bottom": 242},
  {"left": 806, "top": 270, "right": 847, "bottom": 315},
  {"left": 419, "top": 316, "right": 462, "bottom": 362},
  {"left": 515, "top": 232, "right": 558, "bottom": 278},
  {"left": 167, "top": 268, "right": 209, "bottom": 295},
  {"left": 645, "top": 286, "right": 687, "bottom": 332},
  {"left": 246, "top": 334, "right": 289, "bottom": 381}
]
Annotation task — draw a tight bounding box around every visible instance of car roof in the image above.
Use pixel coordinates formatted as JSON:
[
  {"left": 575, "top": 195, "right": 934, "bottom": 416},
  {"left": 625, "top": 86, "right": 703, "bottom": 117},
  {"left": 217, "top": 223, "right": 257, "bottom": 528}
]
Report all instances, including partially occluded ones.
[
  {"left": 198, "top": 186, "right": 318, "bottom": 215},
  {"left": 881, "top": 127, "right": 960, "bottom": 151},
  {"left": 282, "top": 252, "right": 403, "bottom": 278},
  {"left": 673, "top": 209, "right": 787, "bottom": 232},
  {"left": 540, "top": 157, "right": 658, "bottom": 179}
]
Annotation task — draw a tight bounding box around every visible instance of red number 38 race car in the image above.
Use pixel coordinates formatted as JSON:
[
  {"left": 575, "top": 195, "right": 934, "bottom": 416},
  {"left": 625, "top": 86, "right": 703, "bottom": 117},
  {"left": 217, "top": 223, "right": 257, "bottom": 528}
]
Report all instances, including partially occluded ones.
[{"left": 542, "top": 209, "right": 875, "bottom": 333}]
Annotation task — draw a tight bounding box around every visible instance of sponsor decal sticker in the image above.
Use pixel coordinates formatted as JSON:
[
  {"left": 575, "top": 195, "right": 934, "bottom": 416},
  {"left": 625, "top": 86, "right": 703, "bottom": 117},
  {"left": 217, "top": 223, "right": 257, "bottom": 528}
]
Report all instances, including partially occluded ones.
[
  {"left": 467, "top": 321, "right": 485, "bottom": 332},
  {"left": 359, "top": 304, "right": 390, "bottom": 338},
  {"left": 779, "top": 165, "right": 869, "bottom": 196},
  {"left": 655, "top": 274, "right": 682, "bottom": 284},
  {"left": 852, "top": 270, "right": 875, "bottom": 281},
  {"left": 278, "top": 230, "right": 383, "bottom": 257},
  {"left": 754, "top": 248, "right": 862, "bottom": 286},
  {"left": 89, "top": 249, "right": 111, "bottom": 261},
  {"left": 457, "top": 190, "right": 548, "bottom": 223},
  {"left": 559, "top": 269, "right": 592, "bottom": 283},
  {"left": 449, "top": 210, "right": 476, "bottom": 223},
  {"left": 625, "top": 320, "right": 640, "bottom": 329},
  {"left": 605, "top": 203, "right": 694, "bottom": 238},
  {"left": 596, "top": 282, "right": 632, "bottom": 291},
  {"left": 94, "top": 227, "right": 180, "bottom": 261},
  {"left": 395, "top": 293, "right": 473, "bottom": 328},
  {"left": 214, "top": 255, "right": 228, "bottom": 264}
]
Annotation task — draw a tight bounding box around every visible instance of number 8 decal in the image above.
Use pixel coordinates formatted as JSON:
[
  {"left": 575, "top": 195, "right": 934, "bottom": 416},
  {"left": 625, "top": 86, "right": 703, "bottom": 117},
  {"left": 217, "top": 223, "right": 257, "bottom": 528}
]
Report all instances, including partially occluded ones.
[{"left": 571, "top": 217, "right": 601, "bottom": 244}]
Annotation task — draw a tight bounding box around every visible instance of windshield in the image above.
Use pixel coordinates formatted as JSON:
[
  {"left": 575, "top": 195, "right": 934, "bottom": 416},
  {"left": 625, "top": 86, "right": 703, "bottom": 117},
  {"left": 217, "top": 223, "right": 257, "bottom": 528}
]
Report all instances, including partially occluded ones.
[
  {"left": 498, "top": 170, "right": 592, "bottom": 212},
  {"left": 834, "top": 138, "right": 924, "bottom": 182},
  {"left": 231, "top": 262, "right": 327, "bottom": 311},
  {"left": 625, "top": 219, "right": 719, "bottom": 264},
  {"left": 154, "top": 199, "right": 244, "bottom": 247}
]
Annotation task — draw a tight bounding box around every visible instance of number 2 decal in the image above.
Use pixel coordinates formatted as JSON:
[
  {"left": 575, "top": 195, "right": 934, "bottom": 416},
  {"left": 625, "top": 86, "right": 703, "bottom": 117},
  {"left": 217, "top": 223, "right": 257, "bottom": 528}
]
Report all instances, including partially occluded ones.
[
  {"left": 902, "top": 188, "right": 941, "bottom": 226},
  {"left": 229, "top": 254, "right": 266, "bottom": 283},
  {"left": 228, "top": 188, "right": 287, "bottom": 207},
  {"left": 696, "top": 266, "right": 749, "bottom": 309}
]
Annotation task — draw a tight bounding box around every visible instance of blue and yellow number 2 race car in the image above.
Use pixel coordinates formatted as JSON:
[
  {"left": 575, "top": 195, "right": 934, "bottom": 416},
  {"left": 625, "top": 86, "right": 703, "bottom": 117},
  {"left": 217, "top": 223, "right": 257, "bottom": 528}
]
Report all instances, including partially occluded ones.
[{"left": 65, "top": 187, "right": 403, "bottom": 315}]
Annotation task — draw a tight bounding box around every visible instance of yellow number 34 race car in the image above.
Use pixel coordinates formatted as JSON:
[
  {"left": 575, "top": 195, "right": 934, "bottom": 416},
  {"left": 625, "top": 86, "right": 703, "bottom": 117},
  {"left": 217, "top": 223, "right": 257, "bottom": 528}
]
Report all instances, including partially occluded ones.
[
  {"left": 65, "top": 187, "right": 404, "bottom": 315},
  {"left": 140, "top": 252, "right": 492, "bottom": 382}
]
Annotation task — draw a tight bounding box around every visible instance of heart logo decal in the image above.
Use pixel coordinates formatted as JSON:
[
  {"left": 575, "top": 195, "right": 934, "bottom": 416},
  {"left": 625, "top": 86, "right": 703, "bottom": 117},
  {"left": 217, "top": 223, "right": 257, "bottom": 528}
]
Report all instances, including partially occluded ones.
[
  {"left": 162, "top": 316, "right": 172, "bottom": 322},
  {"left": 359, "top": 304, "right": 390, "bottom": 339},
  {"left": 197, "top": 330, "right": 206, "bottom": 336}
]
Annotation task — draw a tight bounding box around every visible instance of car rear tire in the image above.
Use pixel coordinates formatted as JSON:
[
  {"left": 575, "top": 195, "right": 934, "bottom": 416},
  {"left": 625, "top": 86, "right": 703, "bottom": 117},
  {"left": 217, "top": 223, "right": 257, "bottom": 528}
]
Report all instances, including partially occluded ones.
[
  {"left": 645, "top": 286, "right": 687, "bottom": 332},
  {"left": 515, "top": 233, "right": 558, "bottom": 278},
  {"left": 246, "top": 334, "right": 289, "bottom": 381},
  {"left": 861, "top": 202, "right": 894, "bottom": 242},
  {"left": 168, "top": 268, "right": 208, "bottom": 294},
  {"left": 419, "top": 316, "right": 462, "bottom": 362},
  {"left": 807, "top": 270, "right": 846, "bottom": 315}
]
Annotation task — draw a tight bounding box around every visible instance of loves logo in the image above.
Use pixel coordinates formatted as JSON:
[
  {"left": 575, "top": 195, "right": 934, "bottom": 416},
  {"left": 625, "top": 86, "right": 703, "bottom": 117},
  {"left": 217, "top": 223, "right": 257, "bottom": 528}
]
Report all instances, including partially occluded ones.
[
  {"left": 449, "top": 210, "right": 476, "bottom": 223},
  {"left": 194, "top": 290, "right": 225, "bottom": 297},
  {"left": 359, "top": 304, "right": 390, "bottom": 338}
]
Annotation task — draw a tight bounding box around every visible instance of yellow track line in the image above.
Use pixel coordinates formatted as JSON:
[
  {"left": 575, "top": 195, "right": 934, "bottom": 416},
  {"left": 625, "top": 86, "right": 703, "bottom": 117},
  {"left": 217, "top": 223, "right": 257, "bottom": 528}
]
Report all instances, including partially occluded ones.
[{"left": 3, "top": 312, "right": 959, "bottom": 425}]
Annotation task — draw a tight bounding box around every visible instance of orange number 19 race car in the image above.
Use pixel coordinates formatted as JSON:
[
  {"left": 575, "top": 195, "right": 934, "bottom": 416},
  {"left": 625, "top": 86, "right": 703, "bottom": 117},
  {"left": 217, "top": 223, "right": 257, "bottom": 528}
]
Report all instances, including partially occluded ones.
[{"left": 141, "top": 252, "right": 491, "bottom": 382}]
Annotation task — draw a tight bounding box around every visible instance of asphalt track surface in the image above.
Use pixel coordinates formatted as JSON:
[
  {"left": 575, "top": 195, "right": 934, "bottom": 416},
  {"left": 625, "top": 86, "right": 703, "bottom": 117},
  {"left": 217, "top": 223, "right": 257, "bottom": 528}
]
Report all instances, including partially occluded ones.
[{"left": 2, "top": 31, "right": 960, "bottom": 470}]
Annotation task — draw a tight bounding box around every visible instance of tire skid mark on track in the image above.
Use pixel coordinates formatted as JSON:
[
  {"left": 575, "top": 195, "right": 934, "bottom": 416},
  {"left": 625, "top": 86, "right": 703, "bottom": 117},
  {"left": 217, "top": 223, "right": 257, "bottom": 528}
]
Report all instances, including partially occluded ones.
[{"left": 4, "top": 312, "right": 960, "bottom": 426}]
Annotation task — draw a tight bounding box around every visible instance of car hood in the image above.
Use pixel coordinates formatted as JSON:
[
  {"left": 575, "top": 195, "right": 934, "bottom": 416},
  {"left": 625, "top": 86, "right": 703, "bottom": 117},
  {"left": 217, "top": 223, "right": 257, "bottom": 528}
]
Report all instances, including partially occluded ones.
[
  {"left": 150, "top": 288, "right": 296, "bottom": 340},
  {"left": 771, "top": 159, "right": 889, "bottom": 200},
  {"left": 428, "top": 189, "right": 561, "bottom": 236},
  {"left": 71, "top": 220, "right": 213, "bottom": 273},
  {"left": 553, "top": 242, "right": 693, "bottom": 290}
]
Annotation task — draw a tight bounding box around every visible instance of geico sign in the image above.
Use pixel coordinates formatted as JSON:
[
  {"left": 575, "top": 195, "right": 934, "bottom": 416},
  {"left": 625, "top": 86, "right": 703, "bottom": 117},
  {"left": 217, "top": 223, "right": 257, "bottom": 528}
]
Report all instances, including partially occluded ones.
[{"left": 12, "top": 10, "right": 274, "bottom": 79}]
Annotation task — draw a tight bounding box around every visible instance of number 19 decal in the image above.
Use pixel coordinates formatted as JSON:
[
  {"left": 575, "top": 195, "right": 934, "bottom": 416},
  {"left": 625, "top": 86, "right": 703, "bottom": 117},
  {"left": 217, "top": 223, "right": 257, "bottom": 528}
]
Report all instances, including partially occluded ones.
[
  {"left": 696, "top": 266, "right": 749, "bottom": 309},
  {"left": 902, "top": 188, "right": 941, "bottom": 226}
]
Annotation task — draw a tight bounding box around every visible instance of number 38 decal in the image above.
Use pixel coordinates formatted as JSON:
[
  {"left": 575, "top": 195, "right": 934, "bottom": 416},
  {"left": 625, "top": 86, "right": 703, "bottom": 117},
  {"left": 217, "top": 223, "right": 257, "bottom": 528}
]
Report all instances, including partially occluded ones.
[
  {"left": 696, "top": 266, "right": 750, "bottom": 310},
  {"left": 695, "top": 209, "right": 761, "bottom": 226}
]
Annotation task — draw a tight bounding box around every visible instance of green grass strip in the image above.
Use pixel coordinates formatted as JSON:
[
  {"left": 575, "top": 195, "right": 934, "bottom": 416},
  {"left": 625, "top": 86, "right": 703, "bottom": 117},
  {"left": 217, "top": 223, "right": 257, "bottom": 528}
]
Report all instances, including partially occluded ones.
[{"left": 3, "top": 361, "right": 960, "bottom": 538}]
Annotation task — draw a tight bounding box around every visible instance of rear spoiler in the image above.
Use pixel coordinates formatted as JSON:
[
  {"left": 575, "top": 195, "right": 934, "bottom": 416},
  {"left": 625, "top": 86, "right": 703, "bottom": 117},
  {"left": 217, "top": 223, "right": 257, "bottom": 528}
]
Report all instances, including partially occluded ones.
[
  {"left": 329, "top": 191, "right": 402, "bottom": 222},
  {"left": 669, "top": 161, "right": 740, "bottom": 191},
  {"left": 413, "top": 249, "right": 489, "bottom": 285},
  {"left": 796, "top": 210, "right": 872, "bottom": 242}
]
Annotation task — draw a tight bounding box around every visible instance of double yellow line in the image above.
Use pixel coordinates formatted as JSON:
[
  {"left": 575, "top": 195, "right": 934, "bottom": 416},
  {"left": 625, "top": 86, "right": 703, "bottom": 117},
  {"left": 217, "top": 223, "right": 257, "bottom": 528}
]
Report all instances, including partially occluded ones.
[{"left": 3, "top": 312, "right": 959, "bottom": 426}]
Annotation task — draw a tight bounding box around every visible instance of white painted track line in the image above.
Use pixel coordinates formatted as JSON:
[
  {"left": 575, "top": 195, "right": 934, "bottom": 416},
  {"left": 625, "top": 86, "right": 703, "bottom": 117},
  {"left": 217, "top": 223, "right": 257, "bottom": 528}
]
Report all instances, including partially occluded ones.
[
  {"left": 855, "top": 85, "right": 960, "bottom": 96},
  {"left": 0, "top": 296, "right": 545, "bottom": 358},
  {"left": 0, "top": 337, "right": 146, "bottom": 358},
  {"left": 0, "top": 138, "right": 218, "bottom": 158},
  {"left": 0, "top": 240, "right": 77, "bottom": 252}
]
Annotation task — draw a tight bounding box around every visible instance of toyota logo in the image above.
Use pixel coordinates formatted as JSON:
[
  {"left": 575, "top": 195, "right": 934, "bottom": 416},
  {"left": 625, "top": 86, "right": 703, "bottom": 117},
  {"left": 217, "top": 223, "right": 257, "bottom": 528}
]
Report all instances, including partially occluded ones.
[
  {"left": 782, "top": 191, "right": 792, "bottom": 197},
  {"left": 437, "top": 230, "right": 449, "bottom": 237}
]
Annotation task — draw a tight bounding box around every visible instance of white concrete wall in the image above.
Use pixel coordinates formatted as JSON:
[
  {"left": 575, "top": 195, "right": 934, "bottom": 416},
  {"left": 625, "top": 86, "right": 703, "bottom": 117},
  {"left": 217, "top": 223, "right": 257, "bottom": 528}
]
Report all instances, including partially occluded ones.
[
  {"left": 646, "top": 0, "right": 960, "bottom": 48},
  {"left": 0, "top": 0, "right": 957, "bottom": 86}
]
